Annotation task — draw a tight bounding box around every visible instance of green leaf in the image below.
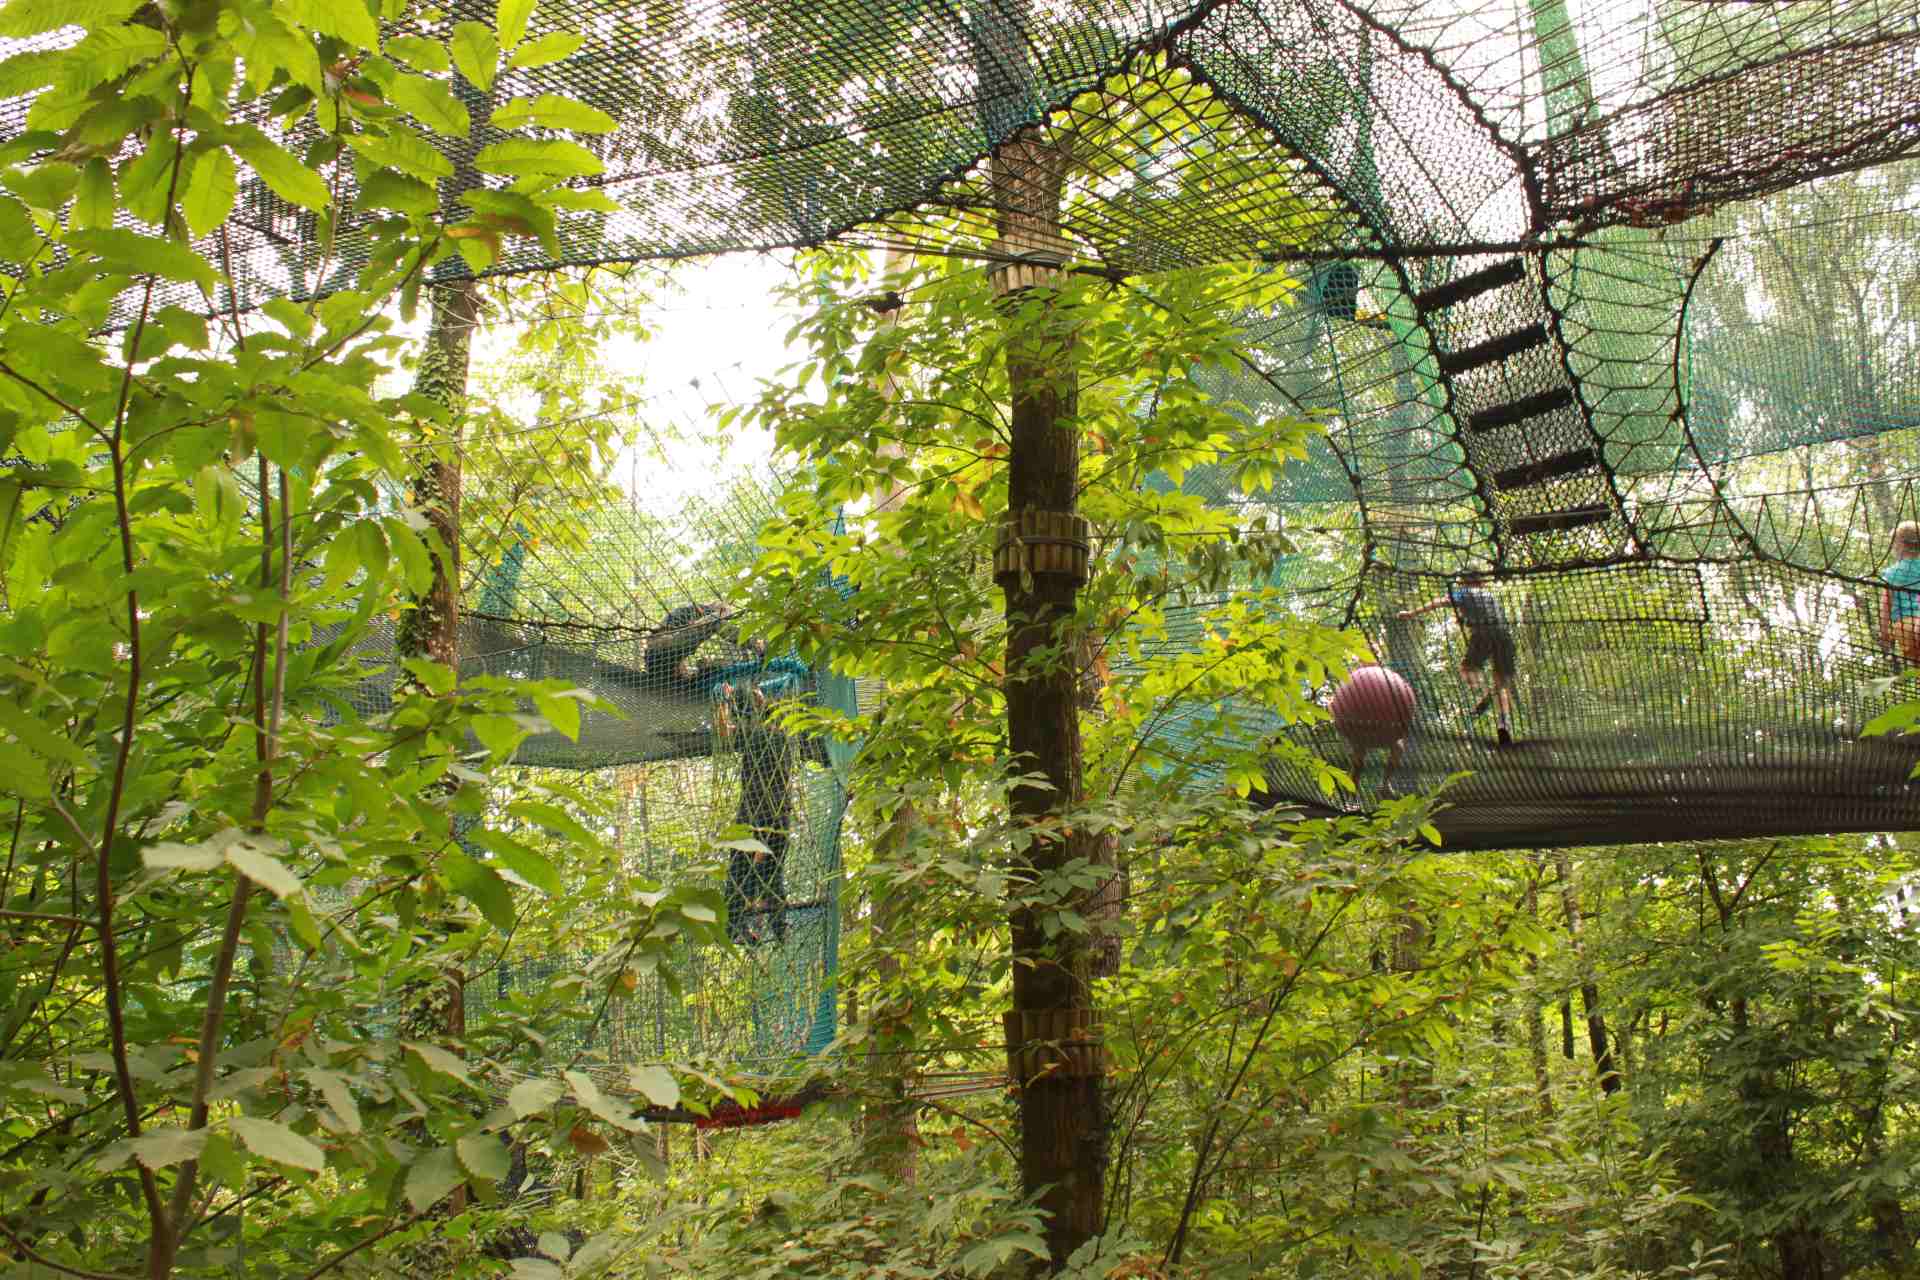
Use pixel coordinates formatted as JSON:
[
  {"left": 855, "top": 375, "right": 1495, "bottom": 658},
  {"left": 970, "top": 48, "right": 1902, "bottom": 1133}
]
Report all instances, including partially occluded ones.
[
  {"left": 511, "top": 1261, "right": 563, "bottom": 1280},
  {"left": 200, "top": 1134, "right": 247, "bottom": 1192},
  {"left": 70, "top": 158, "right": 113, "bottom": 230},
  {"left": 287, "top": 0, "right": 379, "bottom": 52},
  {"left": 0, "top": 47, "right": 62, "bottom": 97},
  {"left": 628, "top": 1064, "right": 679, "bottom": 1109},
  {"left": 566, "top": 1070, "right": 645, "bottom": 1132},
  {"left": 450, "top": 21, "right": 498, "bottom": 93},
  {"left": 469, "top": 829, "right": 562, "bottom": 896},
  {"left": 0, "top": 0, "right": 138, "bottom": 38},
  {"left": 404, "top": 1145, "right": 463, "bottom": 1211},
  {"left": 2, "top": 162, "right": 76, "bottom": 212},
  {"left": 144, "top": 836, "right": 227, "bottom": 873},
  {"left": 404, "top": 1040, "right": 475, "bottom": 1085},
  {"left": 181, "top": 146, "right": 238, "bottom": 238},
  {"left": 442, "top": 852, "right": 517, "bottom": 930},
  {"left": 232, "top": 130, "right": 332, "bottom": 212},
  {"left": 231, "top": 1116, "right": 326, "bottom": 1173},
  {"left": 473, "top": 138, "right": 603, "bottom": 179},
  {"left": 490, "top": 94, "right": 616, "bottom": 135},
  {"left": 0, "top": 741, "right": 47, "bottom": 800},
  {"left": 530, "top": 688, "right": 581, "bottom": 740},
  {"left": 384, "top": 516, "right": 433, "bottom": 594},
  {"left": 457, "top": 1132, "right": 511, "bottom": 1182},
  {"left": 386, "top": 35, "right": 450, "bottom": 73},
  {"left": 0, "top": 700, "right": 87, "bottom": 768},
  {"left": 65, "top": 229, "right": 215, "bottom": 287},
  {"left": 494, "top": 0, "right": 533, "bottom": 51},
  {"left": 388, "top": 73, "right": 470, "bottom": 138},
  {"left": 506, "top": 31, "right": 582, "bottom": 69},
  {"left": 507, "top": 1078, "right": 564, "bottom": 1119},
  {"left": 508, "top": 801, "right": 598, "bottom": 849},
  {"left": 129, "top": 1126, "right": 208, "bottom": 1170},
  {"left": 356, "top": 166, "right": 437, "bottom": 214},
  {"left": 226, "top": 835, "right": 303, "bottom": 898},
  {"left": 469, "top": 713, "right": 527, "bottom": 759}
]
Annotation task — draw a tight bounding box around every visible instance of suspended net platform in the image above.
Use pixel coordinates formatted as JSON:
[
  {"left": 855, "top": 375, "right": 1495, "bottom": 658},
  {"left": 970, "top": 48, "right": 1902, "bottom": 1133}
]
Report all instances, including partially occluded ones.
[{"left": 9, "top": 0, "right": 1920, "bottom": 928}]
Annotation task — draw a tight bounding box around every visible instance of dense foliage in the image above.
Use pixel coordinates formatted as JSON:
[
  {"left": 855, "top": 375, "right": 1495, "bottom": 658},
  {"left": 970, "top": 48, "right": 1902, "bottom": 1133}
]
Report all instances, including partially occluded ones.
[{"left": 1, "top": 4, "right": 1918, "bottom": 1280}]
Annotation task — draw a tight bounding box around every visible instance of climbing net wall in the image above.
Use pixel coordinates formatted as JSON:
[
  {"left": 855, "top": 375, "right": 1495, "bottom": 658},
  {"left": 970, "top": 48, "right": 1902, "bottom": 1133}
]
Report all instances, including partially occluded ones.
[
  {"left": 8, "top": 0, "right": 1920, "bottom": 972},
  {"left": 330, "top": 412, "right": 856, "bottom": 1067}
]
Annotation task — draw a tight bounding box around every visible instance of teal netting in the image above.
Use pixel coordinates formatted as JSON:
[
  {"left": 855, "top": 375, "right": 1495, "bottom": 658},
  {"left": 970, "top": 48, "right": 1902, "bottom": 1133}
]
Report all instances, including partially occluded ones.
[{"left": 10, "top": 1, "right": 1920, "bottom": 937}]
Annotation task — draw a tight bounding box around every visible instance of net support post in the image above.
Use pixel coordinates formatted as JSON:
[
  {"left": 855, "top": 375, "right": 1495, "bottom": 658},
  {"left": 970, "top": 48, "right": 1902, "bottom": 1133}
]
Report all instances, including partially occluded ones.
[
  {"left": 994, "top": 509, "right": 1091, "bottom": 587},
  {"left": 1004, "top": 1007, "right": 1106, "bottom": 1084}
]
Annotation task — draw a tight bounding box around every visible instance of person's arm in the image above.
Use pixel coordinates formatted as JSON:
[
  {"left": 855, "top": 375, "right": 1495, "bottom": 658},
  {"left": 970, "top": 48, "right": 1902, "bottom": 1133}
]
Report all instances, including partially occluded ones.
[
  {"left": 1396, "top": 594, "right": 1450, "bottom": 621},
  {"left": 1882, "top": 586, "right": 1895, "bottom": 647},
  {"left": 645, "top": 602, "right": 732, "bottom": 676}
]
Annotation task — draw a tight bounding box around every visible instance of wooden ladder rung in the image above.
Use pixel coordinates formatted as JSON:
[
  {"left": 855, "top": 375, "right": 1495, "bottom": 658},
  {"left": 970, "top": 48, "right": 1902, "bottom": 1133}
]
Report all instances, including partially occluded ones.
[
  {"left": 1468, "top": 386, "right": 1576, "bottom": 433},
  {"left": 1492, "top": 448, "right": 1600, "bottom": 491},
  {"left": 1415, "top": 258, "right": 1526, "bottom": 312},
  {"left": 1508, "top": 504, "right": 1611, "bottom": 536},
  {"left": 1438, "top": 322, "right": 1549, "bottom": 376}
]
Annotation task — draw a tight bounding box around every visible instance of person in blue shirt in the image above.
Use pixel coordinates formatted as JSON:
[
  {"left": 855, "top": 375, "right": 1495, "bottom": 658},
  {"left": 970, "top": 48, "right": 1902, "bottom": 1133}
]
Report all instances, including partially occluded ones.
[
  {"left": 647, "top": 601, "right": 825, "bottom": 946},
  {"left": 1880, "top": 521, "right": 1920, "bottom": 665},
  {"left": 644, "top": 600, "right": 810, "bottom": 700},
  {"left": 1398, "top": 567, "right": 1517, "bottom": 747}
]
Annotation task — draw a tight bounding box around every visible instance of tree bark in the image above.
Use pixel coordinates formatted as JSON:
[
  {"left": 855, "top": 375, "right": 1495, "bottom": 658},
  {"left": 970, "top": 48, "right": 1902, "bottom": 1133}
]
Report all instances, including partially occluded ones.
[
  {"left": 992, "top": 128, "right": 1106, "bottom": 1270},
  {"left": 396, "top": 278, "right": 478, "bottom": 1214},
  {"left": 1077, "top": 627, "right": 1124, "bottom": 982},
  {"left": 1525, "top": 858, "right": 1553, "bottom": 1119},
  {"left": 863, "top": 801, "right": 921, "bottom": 1183},
  {"left": 1551, "top": 851, "right": 1618, "bottom": 1093}
]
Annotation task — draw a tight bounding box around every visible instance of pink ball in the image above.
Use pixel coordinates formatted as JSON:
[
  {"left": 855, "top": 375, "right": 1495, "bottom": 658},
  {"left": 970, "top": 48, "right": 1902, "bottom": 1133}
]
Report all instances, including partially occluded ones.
[{"left": 1329, "top": 666, "right": 1414, "bottom": 749}]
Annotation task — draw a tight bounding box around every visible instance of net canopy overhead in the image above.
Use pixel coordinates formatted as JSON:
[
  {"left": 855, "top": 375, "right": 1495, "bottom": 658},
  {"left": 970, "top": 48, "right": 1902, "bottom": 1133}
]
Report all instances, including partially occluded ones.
[{"left": 12, "top": 0, "right": 1920, "bottom": 859}]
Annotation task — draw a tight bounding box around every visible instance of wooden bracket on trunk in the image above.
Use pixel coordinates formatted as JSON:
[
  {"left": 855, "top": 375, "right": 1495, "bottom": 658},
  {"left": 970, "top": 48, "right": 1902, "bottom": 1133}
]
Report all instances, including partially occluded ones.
[
  {"left": 990, "top": 250, "right": 1067, "bottom": 297},
  {"left": 994, "top": 509, "right": 1090, "bottom": 587},
  {"left": 1004, "top": 1007, "right": 1105, "bottom": 1083}
]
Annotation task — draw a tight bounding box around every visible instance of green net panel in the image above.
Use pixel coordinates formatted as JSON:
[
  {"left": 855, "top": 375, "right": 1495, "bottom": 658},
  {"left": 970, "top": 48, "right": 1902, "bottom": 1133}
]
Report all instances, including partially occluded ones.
[
  {"left": 8, "top": 1, "right": 1920, "bottom": 904},
  {"left": 361, "top": 445, "right": 856, "bottom": 1070}
]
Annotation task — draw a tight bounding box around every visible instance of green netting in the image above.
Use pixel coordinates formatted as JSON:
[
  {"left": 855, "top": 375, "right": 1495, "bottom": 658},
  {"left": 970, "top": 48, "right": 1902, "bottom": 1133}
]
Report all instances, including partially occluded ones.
[{"left": 12, "top": 0, "right": 1920, "bottom": 1068}]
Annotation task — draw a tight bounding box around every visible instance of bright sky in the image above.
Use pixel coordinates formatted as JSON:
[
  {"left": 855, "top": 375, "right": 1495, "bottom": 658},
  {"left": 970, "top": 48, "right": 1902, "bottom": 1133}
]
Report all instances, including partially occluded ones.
[{"left": 612, "top": 252, "right": 812, "bottom": 511}]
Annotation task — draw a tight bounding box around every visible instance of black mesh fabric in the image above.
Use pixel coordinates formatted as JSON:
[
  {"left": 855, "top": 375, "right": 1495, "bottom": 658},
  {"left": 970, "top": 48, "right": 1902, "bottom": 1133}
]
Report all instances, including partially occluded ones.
[{"left": 9, "top": 1, "right": 1920, "bottom": 858}]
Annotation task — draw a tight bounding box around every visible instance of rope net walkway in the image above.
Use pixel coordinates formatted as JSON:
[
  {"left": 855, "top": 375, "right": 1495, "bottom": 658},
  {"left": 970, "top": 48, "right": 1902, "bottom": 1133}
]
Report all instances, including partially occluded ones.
[{"left": 10, "top": 0, "right": 1920, "bottom": 1059}]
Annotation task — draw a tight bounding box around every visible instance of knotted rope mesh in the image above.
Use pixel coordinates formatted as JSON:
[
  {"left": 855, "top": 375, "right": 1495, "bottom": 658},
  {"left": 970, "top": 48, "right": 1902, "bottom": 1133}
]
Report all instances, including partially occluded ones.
[{"left": 10, "top": 0, "right": 1920, "bottom": 1059}]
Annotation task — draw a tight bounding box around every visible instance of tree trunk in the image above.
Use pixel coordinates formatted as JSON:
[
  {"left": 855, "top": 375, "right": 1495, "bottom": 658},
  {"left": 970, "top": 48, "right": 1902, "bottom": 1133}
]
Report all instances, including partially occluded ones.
[
  {"left": 992, "top": 127, "right": 1106, "bottom": 1270},
  {"left": 396, "top": 278, "right": 479, "bottom": 1215},
  {"left": 1551, "top": 851, "right": 1618, "bottom": 1093},
  {"left": 1525, "top": 859, "right": 1553, "bottom": 1119},
  {"left": 863, "top": 801, "right": 921, "bottom": 1184},
  {"left": 1077, "top": 627, "right": 1124, "bottom": 982}
]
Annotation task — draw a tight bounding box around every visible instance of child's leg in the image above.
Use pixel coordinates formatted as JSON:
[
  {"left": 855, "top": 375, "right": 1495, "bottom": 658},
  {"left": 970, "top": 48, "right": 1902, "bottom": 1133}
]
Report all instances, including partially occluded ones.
[
  {"left": 1491, "top": 634, "right": 1518, "bottom": 743},
  {"left": 1383, "top": 741, "right": 1404, "bottom": 787}
]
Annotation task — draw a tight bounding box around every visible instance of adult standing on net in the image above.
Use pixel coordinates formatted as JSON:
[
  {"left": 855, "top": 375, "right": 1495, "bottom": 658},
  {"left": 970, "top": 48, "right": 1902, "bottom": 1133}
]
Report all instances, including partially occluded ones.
[
  {"left": 1880, "top": 521, "right": 1920, "bottom": 667},
  {"left": 1398, "top": 566, "right": 1517, "bottom": 747}
]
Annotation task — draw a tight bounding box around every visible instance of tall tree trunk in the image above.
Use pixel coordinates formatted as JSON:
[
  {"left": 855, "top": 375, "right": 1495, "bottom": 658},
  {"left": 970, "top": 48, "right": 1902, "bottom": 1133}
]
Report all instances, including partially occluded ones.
[
  {"left": 863, "top": 801, "right": 921, "bottom": 1183},
  {"left": 1077, "top": 627, "right": 1124, "bottom": 982},
  {"left": 860, "top": 262, "right": 922, "bottom": 1182},
  {"left": 991, "top": 128, "right": 1106, "bottom": 1269},
  {"left": 1525, "top": 858, "right": 1553, "bottom": 1119},
  {"left": 396, "top": 277, "right": 479, "bottom": 1215},
  {"left": 1551, "top": 850, "right": 1618, "bottom": 1094}
]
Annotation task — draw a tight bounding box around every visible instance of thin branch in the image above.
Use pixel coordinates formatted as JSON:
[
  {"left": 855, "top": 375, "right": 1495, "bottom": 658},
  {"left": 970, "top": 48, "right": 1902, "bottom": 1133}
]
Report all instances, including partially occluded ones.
[
  {"left": 0, "top": 1223, "right": 139, "bottom": 1280},
  {"left": 0, "top": 363, "right": 105, "bottom": 436},
  {"left": 0, "top": 908, "right": 92, "bottom": 929},
  {"left": 295, "top": 1213, "right": 425, "bottom": 1280}
]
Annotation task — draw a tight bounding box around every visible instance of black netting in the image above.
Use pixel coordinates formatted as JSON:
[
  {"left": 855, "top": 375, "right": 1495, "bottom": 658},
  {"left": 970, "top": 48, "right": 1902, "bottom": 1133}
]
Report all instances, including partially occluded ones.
[{"left": 12, "top": 0, "right": 1920, "bottom": 1073}]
